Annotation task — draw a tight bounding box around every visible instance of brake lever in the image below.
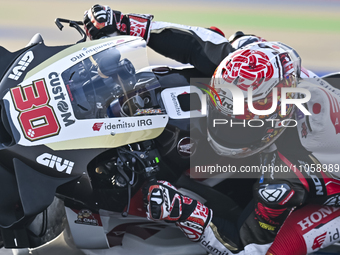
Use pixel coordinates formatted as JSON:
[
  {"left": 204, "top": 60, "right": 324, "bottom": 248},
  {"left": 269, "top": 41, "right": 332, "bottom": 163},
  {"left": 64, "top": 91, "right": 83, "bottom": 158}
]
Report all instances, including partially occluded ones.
[
  {"left": 116, "top": 158, "right": 132, "bottom": 217},
  {"left": 120, "top": 157, "right": 137, "bottom": 217},
  {"left": 122, "top": 159, "right": 137, "bottom": 217},
  {"left": 122, "top": 185, "right": 131, "bottom": 217}
]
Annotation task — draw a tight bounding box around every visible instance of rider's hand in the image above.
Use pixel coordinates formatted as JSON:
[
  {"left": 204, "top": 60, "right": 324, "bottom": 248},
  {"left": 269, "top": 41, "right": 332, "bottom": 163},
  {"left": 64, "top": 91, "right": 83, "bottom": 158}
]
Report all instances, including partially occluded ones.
[
  {"left": 144, "top": 180, "right": 212, "bottom": 241},
  {"left": 83, "top": 4, "right": 121, "bottom": 40},
  {"left": 145, "top": 180, "right": 187, "bottom": 221},
  {"left": 84, "top": 5, "right": 154, "bottom": 42}
]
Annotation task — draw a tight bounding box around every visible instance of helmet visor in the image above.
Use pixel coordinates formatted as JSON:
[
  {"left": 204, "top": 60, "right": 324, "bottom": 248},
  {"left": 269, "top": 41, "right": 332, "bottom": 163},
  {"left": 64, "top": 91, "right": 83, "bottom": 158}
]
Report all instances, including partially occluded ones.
[{"left": 207, "top": 100, "right": 277, "bottom": 149}]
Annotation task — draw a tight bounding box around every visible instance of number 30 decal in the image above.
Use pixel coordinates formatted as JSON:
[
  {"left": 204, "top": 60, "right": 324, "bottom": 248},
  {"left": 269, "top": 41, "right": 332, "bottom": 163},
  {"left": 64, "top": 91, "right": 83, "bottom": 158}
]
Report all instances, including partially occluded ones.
[{"left": 10, "top": 79, "right": 60, "bottom": 141}]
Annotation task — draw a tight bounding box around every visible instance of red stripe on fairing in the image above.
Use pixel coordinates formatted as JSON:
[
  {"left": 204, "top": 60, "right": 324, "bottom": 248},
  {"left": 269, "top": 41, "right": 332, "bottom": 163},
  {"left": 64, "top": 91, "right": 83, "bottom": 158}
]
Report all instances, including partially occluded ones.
[{"left": 277, "top": 151, "right": 310, "bottom": 192}]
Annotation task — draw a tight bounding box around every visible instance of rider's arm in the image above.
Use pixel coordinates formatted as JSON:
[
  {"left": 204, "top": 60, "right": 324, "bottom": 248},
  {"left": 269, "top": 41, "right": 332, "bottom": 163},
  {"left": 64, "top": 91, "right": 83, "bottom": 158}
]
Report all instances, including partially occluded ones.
[
  {"left": 145, "top": 180, "right": 273, "bottom": 255},
  {"left": 148, "top": 21, "right": 234, "bottom": 76},
  {"left": 83, "top": 4, "right": 235, "bottom": 77}
]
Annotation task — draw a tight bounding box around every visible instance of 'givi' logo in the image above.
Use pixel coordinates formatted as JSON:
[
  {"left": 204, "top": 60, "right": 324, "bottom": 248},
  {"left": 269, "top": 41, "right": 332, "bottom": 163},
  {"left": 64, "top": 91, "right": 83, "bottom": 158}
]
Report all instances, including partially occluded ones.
[
  {"left": 36, "top": 153, "right": 74, "bottom": 174},
  {"left": 9, "top": 51, "right": 34, "bottom": 80}
]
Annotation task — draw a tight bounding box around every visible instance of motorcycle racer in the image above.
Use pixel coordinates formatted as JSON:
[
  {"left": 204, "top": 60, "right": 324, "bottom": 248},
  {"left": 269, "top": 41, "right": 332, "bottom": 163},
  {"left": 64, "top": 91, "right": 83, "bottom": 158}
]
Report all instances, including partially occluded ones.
[{"left": 82, "top": 4, "right": 340, "bottom": 255}]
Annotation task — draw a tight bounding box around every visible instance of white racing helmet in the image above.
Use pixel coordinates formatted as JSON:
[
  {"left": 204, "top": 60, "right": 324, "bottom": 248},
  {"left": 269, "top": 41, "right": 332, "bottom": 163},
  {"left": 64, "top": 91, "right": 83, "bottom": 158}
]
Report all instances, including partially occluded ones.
[{"left": 207, "top": 41, "right": 302, "bottom": 158}]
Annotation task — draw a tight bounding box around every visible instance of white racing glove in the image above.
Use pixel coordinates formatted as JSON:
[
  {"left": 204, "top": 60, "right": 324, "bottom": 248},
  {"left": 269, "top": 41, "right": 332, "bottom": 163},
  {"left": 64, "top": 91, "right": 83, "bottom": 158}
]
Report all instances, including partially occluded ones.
[
  {"left": 83, "top": 4, "right": 153, "bottom": 41},
  {"left": 145, "top": 180, "right": 212, "bottom": 241}
]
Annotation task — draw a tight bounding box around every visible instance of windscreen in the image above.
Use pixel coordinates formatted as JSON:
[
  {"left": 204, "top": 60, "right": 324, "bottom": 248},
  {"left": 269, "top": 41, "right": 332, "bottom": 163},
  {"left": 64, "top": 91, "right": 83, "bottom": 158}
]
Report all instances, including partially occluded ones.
[{"left": 61, "top": 40, "right": 165, "bottom": 120}]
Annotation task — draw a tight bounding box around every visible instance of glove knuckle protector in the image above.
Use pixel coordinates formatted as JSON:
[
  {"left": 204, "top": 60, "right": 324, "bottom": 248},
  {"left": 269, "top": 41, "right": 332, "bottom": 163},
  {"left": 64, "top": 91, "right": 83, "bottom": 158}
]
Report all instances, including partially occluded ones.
[
  {"left": 83, "top": 4, "right": 119, "bottom": 40},
  {"left": 145, "top": 181, "right": 212, "bottom": 242}
]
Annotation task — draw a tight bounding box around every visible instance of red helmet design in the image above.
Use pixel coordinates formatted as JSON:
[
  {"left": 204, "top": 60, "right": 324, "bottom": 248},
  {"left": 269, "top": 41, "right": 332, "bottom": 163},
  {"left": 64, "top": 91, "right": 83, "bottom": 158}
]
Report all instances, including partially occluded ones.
[{"left": 222, "top": 49, "right": 274, "bottom": 91}]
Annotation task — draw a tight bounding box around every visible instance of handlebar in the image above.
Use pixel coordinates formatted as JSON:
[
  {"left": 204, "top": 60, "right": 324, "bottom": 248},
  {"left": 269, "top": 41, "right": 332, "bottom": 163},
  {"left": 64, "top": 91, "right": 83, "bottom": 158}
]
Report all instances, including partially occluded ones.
[{"left": 55, "top": 18, "right": 87, "bottom": 44}]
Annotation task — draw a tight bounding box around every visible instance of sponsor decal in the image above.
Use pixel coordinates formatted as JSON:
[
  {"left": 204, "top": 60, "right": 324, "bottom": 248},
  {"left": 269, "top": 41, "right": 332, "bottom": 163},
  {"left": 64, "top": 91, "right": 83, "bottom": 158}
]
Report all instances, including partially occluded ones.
[
  {"left": 8, "top": 51, "right": 34, "bottom": 80},
  {"left": 70, "top": 52, "right": 86, "bottom": 62},
  {"left": 298, "top": 160, "right": 324, "bottom": 196},
  {"left": 201, "top": 238, "right": 230, "bottom": 255},
  {"left": 179, "top": 221, "right": 204, "bottom": 241},
  {"left": 129, "top": 15, "right": 149, "bottom": 38},
  {"left": 92, "top": 122, "right": 104, "bottom": 131},
  {"left": 70, "top": 41, "right": 117, "bottom": 62},
  {"left": 93, "top": 119, "right": 153, "bottom": 131},
  {"left": 48, "top": 72, "right": 75, "bottom": 127},
  {"left": 170, "top": 92, "right": 181, "bottom": 116},
  {"left": 328, "top": 227, "right": 340, "bottom": 245},
  {"left": 10, "top": 79, "right": 60, "bottom": 141},
  {"left": 258, "top": 221, "right": 276, "bottom": 231},
  {"left": 312, "top": 232, "right": 327, "bottom": 250},
  {"left": 135, "top": 108, "right": 163, "bottom": 115},
  {"left": 324, "top": 195, "right": 340, "bottom": 206},
  {"left": 297, "top": 206, "right": 340, "bottom": 231},
  {"left": 302, "top": 218, "right": 340, "bottom": 253},
  {"left": 75, "top": 209, "right": 99, "bottom": 226},
  {"left": 36, "top": 152, "right": 74, "bottom": 174},
  {"left": 258, "top": 184, "right": 289, "bottom": 202},
  {"left": 181, "top": 220, "right": 204, "bottom": 232},
  {"left": 219, "top": 94, "right": 234, "bottom": 112},
  {"left": 177, "top": 137, "right": 197, "bottom": 157}
]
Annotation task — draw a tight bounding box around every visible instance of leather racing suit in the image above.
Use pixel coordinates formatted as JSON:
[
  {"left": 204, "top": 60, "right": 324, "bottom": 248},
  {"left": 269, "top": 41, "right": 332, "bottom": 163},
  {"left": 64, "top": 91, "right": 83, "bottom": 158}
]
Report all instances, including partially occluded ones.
[{"left": 85, "top": 10, "right": 340, "bottom": 254}]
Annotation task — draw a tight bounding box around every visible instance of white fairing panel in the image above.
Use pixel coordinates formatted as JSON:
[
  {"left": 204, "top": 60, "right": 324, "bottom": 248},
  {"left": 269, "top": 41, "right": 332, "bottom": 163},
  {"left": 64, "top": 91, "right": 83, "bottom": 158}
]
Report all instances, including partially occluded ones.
[{"left": 3, "top": 37, "right": 169, "bottom": 150}]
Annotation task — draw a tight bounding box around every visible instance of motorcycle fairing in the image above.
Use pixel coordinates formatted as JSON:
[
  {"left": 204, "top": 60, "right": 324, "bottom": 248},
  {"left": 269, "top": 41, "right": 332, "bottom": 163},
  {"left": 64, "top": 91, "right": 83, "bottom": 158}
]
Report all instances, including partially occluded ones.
[
  {"left": 2, "top": 36, "right": 169, "bottom": 150},
  {"left": 161, "top": 85, "right": 205, "bottom": 119},
  {"left": 0, "top": 46, "right": 27, "bottom": 84},
  {"left": 0, "top": 158, "right": 77, "bottom": 229}
]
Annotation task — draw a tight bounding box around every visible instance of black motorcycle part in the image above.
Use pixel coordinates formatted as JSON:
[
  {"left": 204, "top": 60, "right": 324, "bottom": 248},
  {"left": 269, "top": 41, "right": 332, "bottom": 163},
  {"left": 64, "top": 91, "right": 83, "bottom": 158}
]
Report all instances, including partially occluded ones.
[
  {"left": 0, "top": 47, "right": 27, "bottom": 83},
  {"left": 322, "top": 72, "right": 340, "bottom": 89},
  {"left": 0, "top": 100, "right": 17, "bottom": 148},
  {"left": 0, "top": 158, "right": 76, "bottom": 229},
  {"left": 175, "top": 175, "right": 243, "bottom": 221},
  {"left": 55, "top": 18, "right": 86, "bottom": 44},
  {"left": 1, "top": 227, "right": 30, "bottom": 249},
  {"left": 0, "top": 163, "right": 22, "bottom": 228},
  {"left": 0, "top": 43, "right": 69, "bottom": 100}
]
